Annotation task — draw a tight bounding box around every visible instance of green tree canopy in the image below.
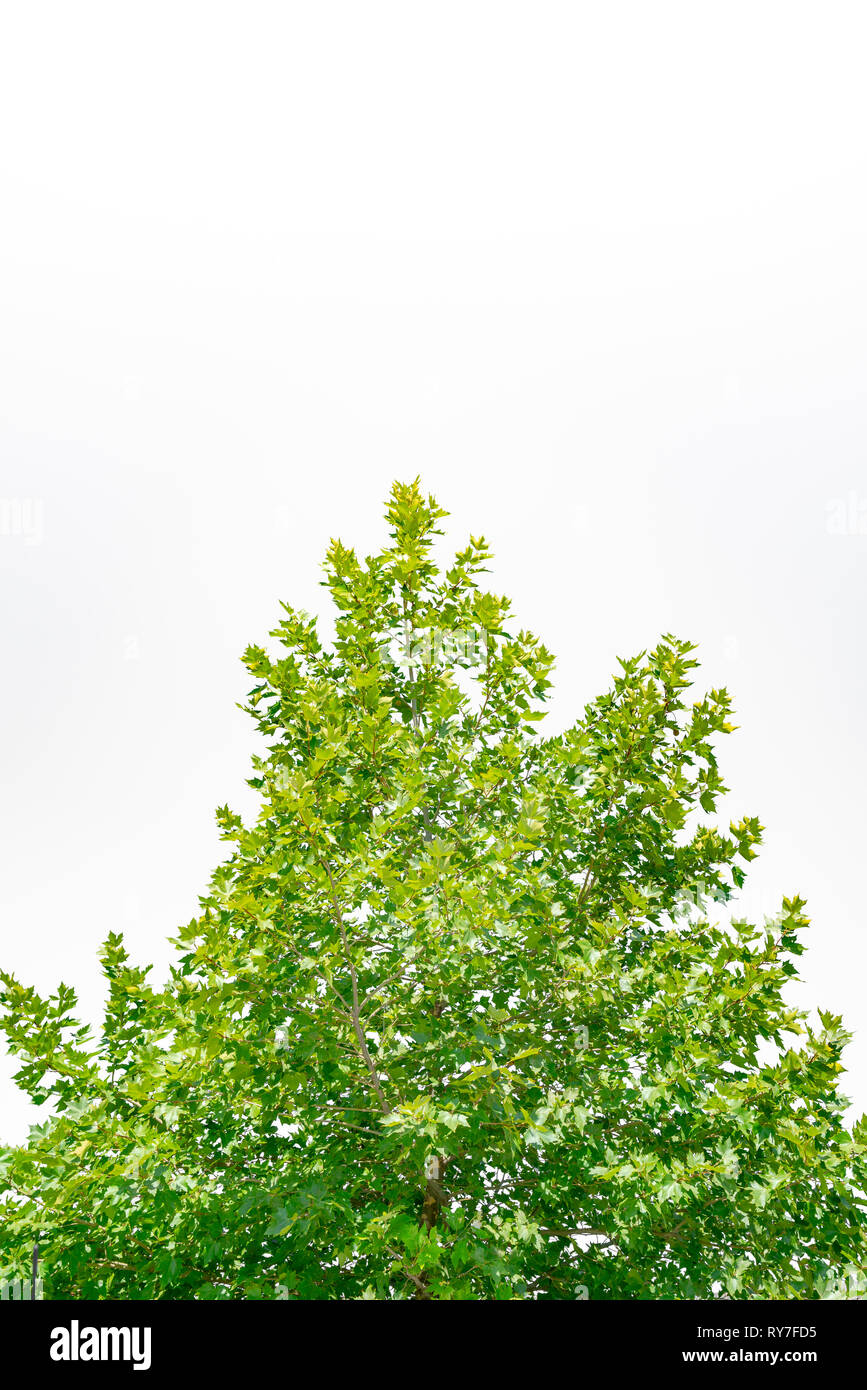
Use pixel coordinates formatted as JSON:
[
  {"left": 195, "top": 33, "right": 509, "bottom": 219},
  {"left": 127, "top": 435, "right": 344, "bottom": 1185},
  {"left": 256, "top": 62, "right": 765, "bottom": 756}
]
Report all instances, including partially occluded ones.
[{"left": 2, "top": 480, "right": 865, "bottom": 1299}]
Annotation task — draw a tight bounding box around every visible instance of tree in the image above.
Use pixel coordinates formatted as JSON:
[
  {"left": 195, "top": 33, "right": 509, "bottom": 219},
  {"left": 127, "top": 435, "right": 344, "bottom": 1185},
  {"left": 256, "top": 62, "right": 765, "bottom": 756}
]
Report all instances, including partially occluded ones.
[{"left": 1, "top": 479, "right": 865, "bottom": 1301}]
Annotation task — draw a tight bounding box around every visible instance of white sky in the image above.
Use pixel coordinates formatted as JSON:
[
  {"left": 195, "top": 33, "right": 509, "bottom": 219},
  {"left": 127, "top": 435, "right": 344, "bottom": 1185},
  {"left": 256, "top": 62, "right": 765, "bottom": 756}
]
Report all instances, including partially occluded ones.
[{"left": 1, "top": 1, "right": 866, "bottom": 1141}]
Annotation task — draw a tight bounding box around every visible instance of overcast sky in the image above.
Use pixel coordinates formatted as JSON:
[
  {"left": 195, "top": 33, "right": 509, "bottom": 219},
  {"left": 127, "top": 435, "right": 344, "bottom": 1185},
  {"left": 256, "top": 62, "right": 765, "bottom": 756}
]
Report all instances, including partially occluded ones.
[{"left": 2, "top": 1, "right": 866, "bottom": 1142}]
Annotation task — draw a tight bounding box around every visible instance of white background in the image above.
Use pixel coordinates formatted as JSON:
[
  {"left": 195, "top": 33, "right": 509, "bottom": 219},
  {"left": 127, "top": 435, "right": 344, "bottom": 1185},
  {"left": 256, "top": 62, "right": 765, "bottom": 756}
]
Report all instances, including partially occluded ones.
[{"left": 1, "top": 1, "right": 866, "bottom": 1141}]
